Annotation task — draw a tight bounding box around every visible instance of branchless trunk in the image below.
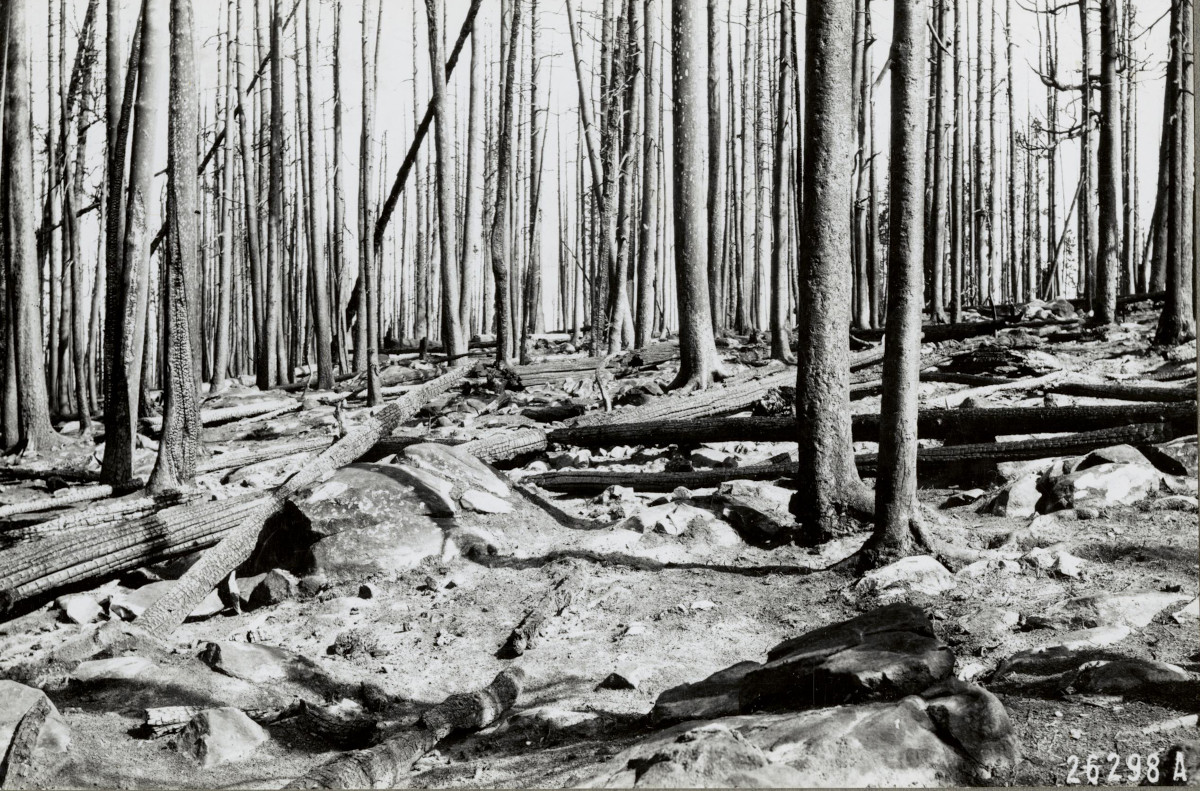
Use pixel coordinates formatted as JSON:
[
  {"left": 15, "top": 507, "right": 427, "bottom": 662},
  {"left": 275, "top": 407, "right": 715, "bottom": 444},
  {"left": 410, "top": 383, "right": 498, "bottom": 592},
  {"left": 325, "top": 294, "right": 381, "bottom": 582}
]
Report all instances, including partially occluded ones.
[
  {"left": 860, "top": 0, "right": 927, "bottom": 568},
  {"left": 669, "top": 0, "right": 724, "bottom": 392},
  {"left": 304, "top": 0, "right": 334, "bottom": 388},
  {"left": 360, "top": 0, "right": 380, "bottom": 400},
  {"left": 104, "top": 0, "right": 166, "bottom": 480},
  {"left": 425, "top": 0, "right": 466, "bottom": 366},
  {"left": 792, "top": 0, "right": 873, "bottom": 542},
  {"left": 635, "top": 0, "right": 659, "bottom": 349},
  {"left": 949, "top": 0, "right": 965, "bottom": 322},
  {"left": 209, "top": 0, "right": 236, "bottom": 392},
  {"left": 1094, "top": 0, "right": 1121, "bottom": 324},
  {"left": 928, "top": 0, "right": 950, "bottom": 322},
  {"left": 491, "top": 0, "right": 523, "bottom": 365},
  {"left": 707, "top": 0, "right": 727, "bottom": 336},
  {"left": 4, "top": 0, "right": 59, "bottom": 453},
  {"left": 769, "top": 0, "right": 796, "bottom": 362},
  {"left": 460, "top": 20, "right": 485, "bottom": 335},
  {"left": 149, "top": 0, "right": 202, "bottom": 494},
  {"left": 257, "top": 0, "right": 284, "bottom": 389}
]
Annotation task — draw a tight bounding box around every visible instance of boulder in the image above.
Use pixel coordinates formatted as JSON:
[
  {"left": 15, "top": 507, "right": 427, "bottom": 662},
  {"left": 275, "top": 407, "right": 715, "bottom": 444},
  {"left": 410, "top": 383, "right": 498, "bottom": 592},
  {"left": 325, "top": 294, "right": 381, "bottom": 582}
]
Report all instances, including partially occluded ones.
[
  {"left": 55, "top": 593, "right": 103, "bottom": 625},
  {"left": 1141, "top": 436, "right": 1199, "bottom": 477},
  {"left": 249, "top": 569, "right": 298, "bottom": 608},
  {"left": 855, "top": 555, "right": 956, "bottom": 599},
  {"left": 956, "top": 608, "right": 1019, "bottom": 646},
  {"left": 585, "top": 680, "right": 1018, "bottom": 787},
  {"left": 716, "top": 481, "right": 794, "bottom": 546},
  {"left": 941, "top": 489, "right": 986, "bottom": 509},
  {"left": 200, "top": 641, "right": 319, "bottom": 685},
  {"left": 1152, "top": 495, "right": 1199, "bottom": 512},
  {"left": 651, "top": 661, "right": 760, "bottom": 724},
  {"left": 0, "top": 681, "right": 71, "bottom": 785},
  {"left": 598, "top": 664, "right": 653, "bottom": 691},
  {"left": 508, "top": 707, "right": 603, "bottom": 739},
  {"left": 1029, "top": 591, "right": 1190, "bottom": 630},
  {"left": 1044, "top": 462, "right": 1162, "bottom": 512},
  {"left": 1069, "top": 444, "right": 1156, "bottom": 473},
  {"left": 179, "top": 708, "right": 268, "bottom": 768},
  {"left": 689, "top": 448, "right": 736, "bottom": 468},
  {"left": 288, "top": 465, "right": 447, "bottom": 580},
  {"left": 978, "top": 474, "right": 1042, "bottom": 518},
  {"left": 73, "top": 656, "right": 158, "bottom": 684},
  {"left": 402, "top": 442, "right": 509, "bottom": 497},
  {"left": 459, "top": 489, "right": 513, "bottom": 515},
  {"left": 381, "top": 464, "right": 457, "bottom": 516}
]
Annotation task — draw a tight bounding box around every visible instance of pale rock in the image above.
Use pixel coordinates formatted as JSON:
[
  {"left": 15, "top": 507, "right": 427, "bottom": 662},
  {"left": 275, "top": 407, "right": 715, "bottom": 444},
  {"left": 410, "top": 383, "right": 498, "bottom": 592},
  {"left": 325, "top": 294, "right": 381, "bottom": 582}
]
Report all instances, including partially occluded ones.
[
  {"left": 0, "top": 681, "right": 71, "bottom": 781},
  {"left": 1036, "top": 591, "right": 1190, "bottom": 630},
  {"left": 599, "top": 663, "right": 653, "bottom": 691},
  {"left": 509, "top": 706, "right": 603, "bottom": 738},
  {"left": 1152, "top": 495, "right": 1199, "bottom": 513},
  {"left": 1046, "top": 462, "right": 1162, "bottom": 511},
  {"left": 856, "top": 555, "right": 956, "bottom": 598},
  {"left": 403, "top": 442, "right": 509, "bottom": 497},
  {"left": 200, "top": 641, "right": 316, "bottom": 685},
  {"left": 941, "top": 489, "right": 986, "bottom": 509},
  {"left": 979, "top": 473, "right": 1042, "bottom": 518},
  {"left": 179, "top": 707, "right": 268, "bottom": 767},
  {"left": 689, "top": 448, "right": 735, "bottom": 468},
  {"left": 56, "top": 594, "right": 103, "bottom": 625},
  {"left": 73, "top": 656, "right": 158, "bottom": 684},
  {"left": 1172, "top": 598, "right": 1199, "bottom": 623},
  {"left": 385, "top": 464, "right": 457, "bottom": 516},
  {"left": 459, "top": 489, "right": 513, "bottom": 514},
  {"left": 249, "top": 569, "right": 298, "bottom": 608},
  {"left": 108, "top": 581, "right": 224, "bottom": 621}
]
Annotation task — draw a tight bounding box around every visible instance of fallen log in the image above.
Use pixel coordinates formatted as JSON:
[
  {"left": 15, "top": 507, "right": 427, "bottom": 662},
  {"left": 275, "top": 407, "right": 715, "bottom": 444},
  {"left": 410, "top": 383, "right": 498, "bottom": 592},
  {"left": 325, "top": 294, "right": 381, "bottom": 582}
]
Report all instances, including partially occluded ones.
[
  {"left": 0, "top": 467, "right": 101, "bottom": 485},
  {"left": 1046, "top": 381, "right": 1196, "bottom": 403},
  {"left": 0, "top": 481, "right": 141, "bottom": 520},
  {"left": 498, "top": 570, "right": 584, "bottom": 658},
  {"left": 142, "top": 399, "right": 295, "bottom": 433},
  {"left": 549, "top": 403, "right": 1196, "bottom": 449},
  {"left": 142, "top": 700, "right": 302, "bottom": 738},
  {"left": 288, "top": 667, "right": 524, "bottom": 789},
  {"left": 197, "top": 436, "right": 335, "bottom": 474},
  {"left": 514, "top": 342, "right": 679, "bottom": 385},
  {"left": 0, "top": 695, "right": 57, "bottom": 789},
  {"left": 135, "top": 367, "right": 468, "bottom": 637},
  {"left": 0, "top": 491, "right": 193, "bottom": 541},
  {"left": 931, "top": 371, "right": 1065, "bottom": 408},
  {"left": 853, "top": 317, "right": 1080, "bottom": 344},
  {"left": 530, "top": 423, "right": 1177, "bottom": 494},
  {"left": 459, "top": 428, "right": 550, "bottom": 463}
]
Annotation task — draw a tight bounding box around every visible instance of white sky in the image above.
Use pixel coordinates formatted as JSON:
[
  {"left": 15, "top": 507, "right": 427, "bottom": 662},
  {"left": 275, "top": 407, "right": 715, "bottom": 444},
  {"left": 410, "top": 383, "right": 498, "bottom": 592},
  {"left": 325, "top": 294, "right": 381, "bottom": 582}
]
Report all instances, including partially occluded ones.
[{"left": 26, "top": 0, "right": 1173, "bottom": 327}]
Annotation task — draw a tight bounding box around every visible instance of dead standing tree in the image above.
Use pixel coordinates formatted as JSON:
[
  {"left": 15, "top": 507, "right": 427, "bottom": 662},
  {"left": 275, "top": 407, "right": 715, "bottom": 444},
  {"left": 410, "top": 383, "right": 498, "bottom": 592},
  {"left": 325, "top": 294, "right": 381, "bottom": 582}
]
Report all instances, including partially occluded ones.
[
  {"left": 669, "top": 0, "right": 725, "bottom": 391},
  {"left": 792, "top": 0, "right": 874, "bottom": 543},
  {"left": 148, "top": 0, "right": 202, "bottom": 494}
]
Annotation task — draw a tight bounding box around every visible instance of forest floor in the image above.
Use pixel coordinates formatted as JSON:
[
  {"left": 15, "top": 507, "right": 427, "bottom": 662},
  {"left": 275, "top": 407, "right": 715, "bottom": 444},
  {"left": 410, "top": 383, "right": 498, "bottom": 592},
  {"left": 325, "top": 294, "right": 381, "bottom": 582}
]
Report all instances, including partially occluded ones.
[{"left": 0, "top": 300, "right": 1197, "bottom": 788}]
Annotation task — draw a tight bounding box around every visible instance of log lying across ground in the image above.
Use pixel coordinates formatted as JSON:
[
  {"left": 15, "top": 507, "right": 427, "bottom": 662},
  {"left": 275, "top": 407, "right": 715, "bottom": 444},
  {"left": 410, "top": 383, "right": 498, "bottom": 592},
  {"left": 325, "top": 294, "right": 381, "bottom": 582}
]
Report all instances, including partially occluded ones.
[
  {"left": 853, "top": 317, "right": 1080, "bottom": 344},
  {"left": 288, "top": 667, "right": 524, "bottom": 789},
  {"left": 528, "top": 423, "right": 1178, "bottom": 494},
  {"left": 498, "top": 570, "right": 584, "bottom": 658},
  {"left": 142, "top": 399, "right": 296, "bottom": 433},
  {"left": 197, "top": 436, "right": 336, "bottom": 474},
  {"left": 513, "top": 341, "right": 680, "bottom": 386},
  {"left": 1045, "top": 381, "right": 1196, "bottom": 403},
  {"left": 131, "top": 367, "right": 469, "bottom": 637},
  {"left": 549, "top": 402, "right": 1197, "bottom": 449}
]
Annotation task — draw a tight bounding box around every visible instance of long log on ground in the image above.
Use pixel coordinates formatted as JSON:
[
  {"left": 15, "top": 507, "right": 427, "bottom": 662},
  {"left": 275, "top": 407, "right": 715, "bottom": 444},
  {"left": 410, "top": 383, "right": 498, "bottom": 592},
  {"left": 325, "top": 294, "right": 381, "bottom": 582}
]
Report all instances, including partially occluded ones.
[
  {"left": 0, "top": 695, "right": 57, "bottom": 788},
  {"left": 276, "top": 371, "right": 358, "bottom": 393},
  {"left": 0, "top": 482, "right": 141, "bottom": 520},
  {"left": 0, "top": 492, "right": 194, "bottom": 541},
  {"left": 548, "top": 403, "right": 1196, "bottom": 449},
  {"left": 142, "top": 400, "right": 296, "bottom": 433},
  {"left": 853, "top": 318, "right": 1080, "bottom": 344},
  {"left": 1045, "top": 381, "right": 1196, "bottom": 403},
  {"left": 0, "top": 467, "right": 101, "bottom": 484},
  {"left": 142, "top": 700, "right": 303, "bottom": 738},
  {"left": 514, "top": 342, "right": 680, "bottom": 385},
  {"left": 498, "top": 570, "right": 584, "bottom": 658},
  {"left": 931, "top": 371, "right": 1065, "bottom": 408},
  {"left": 529, "top": 423, "right": 1177, "bottom": 494},
  {"left": 197, "top": 436, "right": 336, "bottom": 474},
  {"left": 134, "top": 367, "right": 468, "bottom": 637},
  {"left": 288, "top": 667, "right": 524, "bottom": 789}
]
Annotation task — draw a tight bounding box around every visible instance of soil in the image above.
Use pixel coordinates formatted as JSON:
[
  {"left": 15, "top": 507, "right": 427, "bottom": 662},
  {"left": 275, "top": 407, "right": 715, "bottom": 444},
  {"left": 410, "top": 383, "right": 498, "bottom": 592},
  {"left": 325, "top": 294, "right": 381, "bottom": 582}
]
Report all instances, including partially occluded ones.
[{"left": 0, "top": 306, "right": 1196, "bottom": 788}]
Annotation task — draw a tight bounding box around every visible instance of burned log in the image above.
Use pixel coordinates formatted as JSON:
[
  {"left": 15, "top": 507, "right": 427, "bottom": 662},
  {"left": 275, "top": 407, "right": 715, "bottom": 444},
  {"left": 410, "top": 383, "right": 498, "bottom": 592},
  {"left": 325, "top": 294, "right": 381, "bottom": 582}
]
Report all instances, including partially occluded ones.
[
  {"left": 1046, "top": 381, "right": 1196, "bottom": 403},
  {"left": 288, "top": 667, "right": 524, "bottom": 789},
  {"left": 498, "top": 570, "right": 584, "bottom": 658},
  {"left": 132, "top": 367, "right": 469, "bottom": 637}
]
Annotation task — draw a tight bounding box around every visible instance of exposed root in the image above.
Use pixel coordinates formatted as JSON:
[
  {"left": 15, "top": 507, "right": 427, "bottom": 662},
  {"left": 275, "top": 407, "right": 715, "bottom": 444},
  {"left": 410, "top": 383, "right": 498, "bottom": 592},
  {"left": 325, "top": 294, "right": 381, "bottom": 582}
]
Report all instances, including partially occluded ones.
[{"left": 664, "top": 363, "right": 729, "bottom": 393}]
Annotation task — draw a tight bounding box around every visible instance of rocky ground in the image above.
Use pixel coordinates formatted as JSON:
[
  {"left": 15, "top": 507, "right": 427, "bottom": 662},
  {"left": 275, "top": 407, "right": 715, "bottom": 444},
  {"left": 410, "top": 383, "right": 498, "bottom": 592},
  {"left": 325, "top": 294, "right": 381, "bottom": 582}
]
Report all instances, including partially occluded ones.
[{"left": 0, "top": 300, "right": 1197, "bottom": 788}]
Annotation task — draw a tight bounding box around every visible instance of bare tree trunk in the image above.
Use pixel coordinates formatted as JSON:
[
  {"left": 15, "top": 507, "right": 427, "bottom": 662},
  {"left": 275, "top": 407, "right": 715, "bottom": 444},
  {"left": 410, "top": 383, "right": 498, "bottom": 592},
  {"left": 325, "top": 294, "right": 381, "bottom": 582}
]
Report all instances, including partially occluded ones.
[
  {"left": 950, "top": 0, "right": 965, "bottom": 322},
  {"left": 460, "top": 22, "right": 485, "bottom": 335},
  {"left": 860, "top": 0, "right": 927, "bottom": 568},
  {"left": 635, "top": 0, "right": 659, "bottom": 348},
  {"left": 770, "top": 0, "right": 796, "bottom": 362},
  {"left": 707, "top": 0, "right": 727, "bottom": 336},
  {"left": 149, "top": 0, "right": 202, "bottom": 494},
  {"left": 491, "top": 0, "right": 523, "bottom": 365},
  {"left": 669, "top": 2, "right": 724, "bottom": 390},
  {"left": 928, "top": 0, "right": 950, "bottom": 322},
  {"left": 257, "top": 0, "right": 283, "bottom": 389},
  {"left": 359, "top": 0, "right": 380, "bottom": 400},
  {"left": 607, "top": 0, "right": 639, "bottom": 355},
  {"left": 302, "top": 0, "right": 333, "bottom": 388},
  {"left": 1155, "top": 0, "right": 1195, "bottom": 345},
  {"left": 332, "top": 2, "right": 349, "bottom": 372},
  {"left": 4, "top": 0, "right": 60, "bottom": 453},
  {"left": 426, "top": 0, "right": 466, "bottom": 366},
  {"left": 792, "top": 0, "right": 873, "bottom": 542},
  {"left": 1078, "top": 0, "right": 1096, "bottom": 305},
  {"left": 1094, "top": 0, "right": 1121, "bottom": 324},
  {"left": 104, "top": 0, "right": 166, "bottom": 480},
  {"left": 210, "top": 0, "right": 236, "bottom": 392}
]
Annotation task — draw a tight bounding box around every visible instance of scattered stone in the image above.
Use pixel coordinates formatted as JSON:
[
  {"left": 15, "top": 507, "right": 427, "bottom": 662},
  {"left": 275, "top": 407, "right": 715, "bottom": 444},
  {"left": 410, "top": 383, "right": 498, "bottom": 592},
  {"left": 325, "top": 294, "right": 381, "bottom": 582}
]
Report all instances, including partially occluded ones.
[
  {"left": 1073, "top": 506, "right": 1101, "bottom": 520},
  {"left": 56, "top": 594, "right": 103, "bottom": 625},
  {"left": 689, "top": 448, "right": 736, "bottom": 468},
  {"left": 249, "top": 569, "right": 297, "bottom": 609},
  {"left": 383, "top": 464, "right": 457, "bottom": 516},
  {"left": 330, "top": 628, "right": 384, "bottom": 659},
  {"left": 0, "top": 681, "right": 72, "bottom": 785},
  {"left": 597, "top": 485, "right": 638, "bottom": 505},
  {"left": 957, "top": 608, "right": 1019, "bottom": 646},
  {"left": 459, "top": 489, "right": 513, "bottom": 515},
  {"left": 299, "top": 573, "right": 328, "bottom": 597},
  {"left": 1141, "top": 437, "right": 1199, "bottom": 477},
  {"left": 589, "top": 679, "right": 1018, "bottom": 787},
  {"left": 1153, "top": 495, "right": 1199, "bottom": 513},
  {"left": 72, "top": 656, "right": 158, "bottom": 684},
  {"left": 549, "top": 450, "right": 592, "bottom": 470},
  {"left": 979, "top": 474, "right": 1042, "bottom": 518},
  {"left": 1172, "top": 598, "right": 1199, "bottom": 623},
  {"left": 402, "top": 442, "right": 509, "bottom": 497},
  {"left": 200, "top": 641, "right": 315, "bottom": 685},
  {"left": 1030, "top": 591, "right": 1190, "bottom": 630},
  {"left": 357, "top": 583, "right": 379, "bottom": 600},
  {"left": 509, "top": 707, "right": 603, "bottom": 739},
  {"left": 650, "top": 661, "right": 759, "bottom": 724},
  {"left": 1070, "top": 444, "right": 1156, "bottom": 472},
  {"left": 598, "top": 664, "right": 653, "bottom": 691},
  {"left": 107, "top": 582, "right": 224, "bottom": 622},
  {"left": 715, "top": 480, "right": 794, "bottom": 545},
  {"left": 941, "top": 489, "right": 986, "bottom": 509},
  {"left": 1045, "top": 462, "right": 1162, "bottom": 512},
  {"left": 1021, "top": 546, "right": 1087, "bottom": 577},
  {"left": 855, "top": 555, "right": 956, "bottom": 599},
  {"left": 179, "top": 707, "right": 268, "bottom": 768}
]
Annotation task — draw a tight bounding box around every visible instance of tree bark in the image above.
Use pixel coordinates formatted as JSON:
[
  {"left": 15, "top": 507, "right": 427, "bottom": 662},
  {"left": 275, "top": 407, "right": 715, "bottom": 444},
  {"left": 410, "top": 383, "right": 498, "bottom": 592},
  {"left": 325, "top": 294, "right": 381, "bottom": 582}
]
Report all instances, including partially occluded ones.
[
  {"left": 304, "top": 0, "right": 334, "bottom": 388},
  {"left": 769, "top": 0, "right": 796, "bottom": 362},
  {"left": 635, "top": 0, "right": 660, "bottom": 349},
  {"left": 668, "top": 0, "right": 724, "bottom": 391},
  {"left": 148, "top": 0, "right": 202, "bottom": 494},
  {"left": 491, "top": 0, "right": 523, "bottom": 366},
  {"left": 1094, "top": 0, "right": 1121, "bottom": 325},
  {"left": 460, "top": 23, "right": 485, "bottom": 335},
  {"left": 792, "top": 0, "right": 873, "bottom": 543}
]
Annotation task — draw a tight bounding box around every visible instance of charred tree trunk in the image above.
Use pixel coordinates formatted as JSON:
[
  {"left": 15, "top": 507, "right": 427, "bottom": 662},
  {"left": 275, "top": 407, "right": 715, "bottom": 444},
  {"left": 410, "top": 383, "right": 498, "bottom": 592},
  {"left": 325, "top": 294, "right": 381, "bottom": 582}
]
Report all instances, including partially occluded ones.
[
  {"left": 792, "top": 0, "right": 873, "bottom": 543},
  {"left": 635, "top": 0, "right": 660, "bottom": 349},
  {"left": 491, "top": 0, "right": 523, "bottom": 365},
  {"left": 769, "top": 0, "right": 796, "bottom": 362},
  {"left": 1094, "top": 0, "right": 1121, "bottom": 325},
  {"left": 669, "top": 0, "right": 724, "bottom": 391},
  {"left": 304, "top": 0, "right": 334, "bottom": 388}
]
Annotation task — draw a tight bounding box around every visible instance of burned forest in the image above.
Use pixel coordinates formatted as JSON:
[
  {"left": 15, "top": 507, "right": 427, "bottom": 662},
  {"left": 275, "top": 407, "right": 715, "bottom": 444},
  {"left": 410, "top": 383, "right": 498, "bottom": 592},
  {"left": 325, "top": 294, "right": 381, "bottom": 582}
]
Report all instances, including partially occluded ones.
[{"left": 0, "top": 0, "right": 1196, "bottom": 787}]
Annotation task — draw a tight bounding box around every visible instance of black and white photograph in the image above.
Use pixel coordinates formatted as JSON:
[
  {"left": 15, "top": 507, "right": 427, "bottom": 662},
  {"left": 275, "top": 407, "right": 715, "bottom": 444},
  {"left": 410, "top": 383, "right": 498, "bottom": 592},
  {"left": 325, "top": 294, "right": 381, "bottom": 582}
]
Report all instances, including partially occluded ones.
[{"left": 0, "top": 0, "right": 1196, "bottom": 786}]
